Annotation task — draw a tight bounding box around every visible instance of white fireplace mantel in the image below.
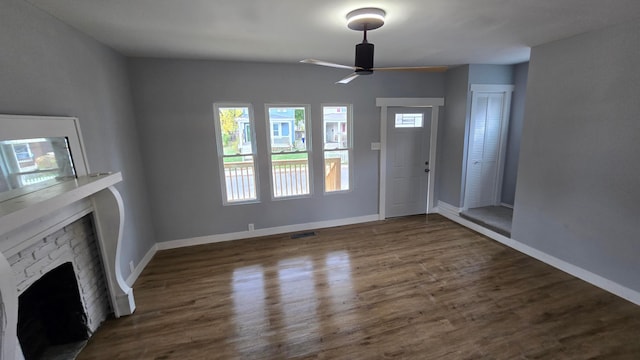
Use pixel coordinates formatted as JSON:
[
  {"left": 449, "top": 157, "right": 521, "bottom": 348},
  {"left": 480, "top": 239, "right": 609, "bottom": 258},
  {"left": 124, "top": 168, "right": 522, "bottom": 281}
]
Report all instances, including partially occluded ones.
[
  {"left": 1, "top": 174, "right": 120, "bottom": 237},
  {"left": 0, "top": 173, "right": 135, "bottom": 360}
]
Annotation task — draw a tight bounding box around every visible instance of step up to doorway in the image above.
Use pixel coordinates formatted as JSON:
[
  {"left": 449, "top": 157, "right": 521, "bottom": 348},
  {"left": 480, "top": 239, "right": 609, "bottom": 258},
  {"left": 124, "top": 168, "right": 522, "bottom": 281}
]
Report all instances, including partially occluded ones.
[{"left": 460, "top": 206, "right": 513, "bottom": 237}]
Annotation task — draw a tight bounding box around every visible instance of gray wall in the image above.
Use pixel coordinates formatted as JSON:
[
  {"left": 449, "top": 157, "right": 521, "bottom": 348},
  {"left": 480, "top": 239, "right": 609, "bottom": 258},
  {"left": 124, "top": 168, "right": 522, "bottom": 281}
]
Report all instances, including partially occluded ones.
[
  {"left": 437, "top": 64, "right": 514, "bottom": 207},
  {"left": 512, "top": 19, "right": 640, "bottom": 292},
  {"left": 438, "top": 65, "right": 469, "bottom": 206},
  {"left": 0, "top": 0, "right": 155, "bottom": 280},
  {"left": 501, "top": 62, "right": 529, "bottom": 205},
  {"left": 128, "top": 58, "right": 445, "bottom": 242},
  {"left": 468, "top": 64, "right": 514, "bottom": 84}
]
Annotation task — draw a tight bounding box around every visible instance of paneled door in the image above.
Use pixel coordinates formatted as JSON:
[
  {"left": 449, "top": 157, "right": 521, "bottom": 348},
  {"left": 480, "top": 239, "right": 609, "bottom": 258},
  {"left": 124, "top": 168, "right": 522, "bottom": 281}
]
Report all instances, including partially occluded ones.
[
  {"left": 385, "top": 107, "right": 431, "bottom": 217},
  {"left": 464, "top": 85, "right": 513, "bottom": 209}
]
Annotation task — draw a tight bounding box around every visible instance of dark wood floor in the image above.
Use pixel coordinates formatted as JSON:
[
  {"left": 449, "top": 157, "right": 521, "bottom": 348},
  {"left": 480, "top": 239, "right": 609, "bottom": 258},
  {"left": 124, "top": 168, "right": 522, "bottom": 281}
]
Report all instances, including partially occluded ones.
[{"left": 78, "top": 215, "right": 640, "bottom": 359}]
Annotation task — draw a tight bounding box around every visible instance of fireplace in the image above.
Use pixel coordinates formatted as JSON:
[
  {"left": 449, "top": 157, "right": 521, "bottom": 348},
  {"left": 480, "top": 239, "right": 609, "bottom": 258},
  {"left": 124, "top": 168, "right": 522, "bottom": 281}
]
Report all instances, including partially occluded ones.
[
  {"left": 0, "top": 174, "right": 135, "bottom": 360},
  {"left": 18, "top": 263, "right": 91, "bottom": 360},
  {"left": 1, "top": 115, "right": 136, "bottom": 360},
  {"left": 10, "top": 214, "right": 112, "bottom": 360}
]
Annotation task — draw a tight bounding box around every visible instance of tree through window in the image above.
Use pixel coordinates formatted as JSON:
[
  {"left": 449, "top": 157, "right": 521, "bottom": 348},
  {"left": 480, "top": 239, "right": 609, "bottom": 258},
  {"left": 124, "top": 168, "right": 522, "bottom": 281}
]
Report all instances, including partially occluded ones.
[{"left": 214, "top": 104, "right": 259, "bottom": 204}]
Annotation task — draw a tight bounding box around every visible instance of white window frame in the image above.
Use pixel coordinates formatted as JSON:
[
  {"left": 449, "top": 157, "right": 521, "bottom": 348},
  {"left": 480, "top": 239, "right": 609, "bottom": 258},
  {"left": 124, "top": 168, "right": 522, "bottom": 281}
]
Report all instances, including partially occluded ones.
[
  {"left": 213, "top": 103, "right": 260, "bottom": 205},
  {"left": 265, "top": 104, "right": 313, "bottom": 200},
  {"left": 322, "top": 104, "right": 353, "bottom": 194}
]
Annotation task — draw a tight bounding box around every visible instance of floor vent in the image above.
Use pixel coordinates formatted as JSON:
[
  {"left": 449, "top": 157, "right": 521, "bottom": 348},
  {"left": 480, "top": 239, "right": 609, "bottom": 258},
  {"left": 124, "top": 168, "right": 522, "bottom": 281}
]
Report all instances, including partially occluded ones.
[{"left": 290, "top": 231, "right": 316, "bottom": 239}]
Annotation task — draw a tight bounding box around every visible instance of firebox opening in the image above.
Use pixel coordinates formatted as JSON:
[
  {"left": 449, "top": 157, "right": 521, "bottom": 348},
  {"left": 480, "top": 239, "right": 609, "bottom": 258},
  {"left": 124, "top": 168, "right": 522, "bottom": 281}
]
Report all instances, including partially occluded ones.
[{"left": 18, "top": 262, "right": 89, "bottom": 360}]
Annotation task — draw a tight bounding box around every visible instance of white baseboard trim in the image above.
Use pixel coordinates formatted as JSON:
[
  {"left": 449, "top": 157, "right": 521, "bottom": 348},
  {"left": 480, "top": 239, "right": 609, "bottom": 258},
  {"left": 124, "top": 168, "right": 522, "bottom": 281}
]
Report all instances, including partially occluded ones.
[
  {"left": 125, "top": 243, "right": 157, "bottom": 287},
  {"left": 436, "top": 201, "right": 640, "bottom": 306},
  {"left": 157, "top": 214, "right": 380, "bottom": 251},
  {"left": 500, "top": 202, "right": 514, "bottom": 209},
  {"left": 436, "top": 201, "right": 461, "bottom": 218}
]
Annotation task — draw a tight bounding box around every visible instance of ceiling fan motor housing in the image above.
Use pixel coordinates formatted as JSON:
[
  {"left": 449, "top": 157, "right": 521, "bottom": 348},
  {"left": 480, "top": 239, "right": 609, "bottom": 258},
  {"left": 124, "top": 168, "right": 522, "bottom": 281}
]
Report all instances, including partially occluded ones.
[{"left": 355, "top": 42, "right": 374, "bottom": 74}]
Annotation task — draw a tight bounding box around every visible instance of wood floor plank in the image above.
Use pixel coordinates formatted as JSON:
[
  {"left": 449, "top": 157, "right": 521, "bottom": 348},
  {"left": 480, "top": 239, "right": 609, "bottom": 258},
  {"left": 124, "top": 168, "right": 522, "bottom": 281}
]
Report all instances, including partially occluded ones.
[{"left": 78, "top": 215, "right": 640, "bottom": 359}]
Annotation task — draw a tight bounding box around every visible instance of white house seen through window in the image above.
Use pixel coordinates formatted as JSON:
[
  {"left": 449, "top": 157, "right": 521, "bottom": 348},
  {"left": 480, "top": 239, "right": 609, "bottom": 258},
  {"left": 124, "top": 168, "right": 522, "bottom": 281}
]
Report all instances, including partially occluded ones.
[{"left": 267, "top": 105, "right": 311, "bottom": 198}]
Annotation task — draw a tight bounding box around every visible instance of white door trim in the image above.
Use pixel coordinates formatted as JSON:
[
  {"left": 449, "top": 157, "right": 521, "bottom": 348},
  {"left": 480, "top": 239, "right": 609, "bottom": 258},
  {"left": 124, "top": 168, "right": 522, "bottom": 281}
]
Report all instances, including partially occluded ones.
[
  {"left": 462, "top": 85, "right": 514, "bottom": 210},
  {"left": 376, "top": 98, "right": 444, "bottom": 220},
  {"left": 469, "top": 84, "right": 514, "bottom": 93}
]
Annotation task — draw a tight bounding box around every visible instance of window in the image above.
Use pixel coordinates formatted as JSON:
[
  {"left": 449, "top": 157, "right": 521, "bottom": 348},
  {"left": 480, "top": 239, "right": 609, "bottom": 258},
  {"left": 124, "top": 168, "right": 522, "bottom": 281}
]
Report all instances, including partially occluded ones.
[
  {"left": 323, "top": 105, "right": 352, "bottom": 192},
  {"left": 266, "top": 105, "right": 311, "bottom": 198},
  {"left": 395, "top": 113, "right": 423, "bottom": 128},
  {"left": 13, "top": 143, "right": 33, "bottom": 164},
  {"left": 214, "top": 104, "right": 259, "bottom": 204}
]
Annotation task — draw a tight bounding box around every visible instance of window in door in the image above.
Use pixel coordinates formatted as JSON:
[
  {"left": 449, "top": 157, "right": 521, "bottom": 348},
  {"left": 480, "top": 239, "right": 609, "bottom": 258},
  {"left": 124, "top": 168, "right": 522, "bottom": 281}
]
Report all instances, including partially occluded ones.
[
  {"left": 395, "top": 113, "right": 423, "bottom": 128},
  {"left": 213, "top": 104, "right": 259, "bottom": 204},
  {"left": 323, "top": 105, "right": 352, "bottom": 192},
  {"left": 267, "top": 105, "right": 311, "bottom": 198}
]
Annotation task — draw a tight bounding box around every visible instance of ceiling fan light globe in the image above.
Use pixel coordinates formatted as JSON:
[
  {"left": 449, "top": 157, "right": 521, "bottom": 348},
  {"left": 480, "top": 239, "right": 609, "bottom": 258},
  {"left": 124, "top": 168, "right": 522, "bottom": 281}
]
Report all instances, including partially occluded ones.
[{"left": 346, "top": 8, "right": 386, "bottom": 31}]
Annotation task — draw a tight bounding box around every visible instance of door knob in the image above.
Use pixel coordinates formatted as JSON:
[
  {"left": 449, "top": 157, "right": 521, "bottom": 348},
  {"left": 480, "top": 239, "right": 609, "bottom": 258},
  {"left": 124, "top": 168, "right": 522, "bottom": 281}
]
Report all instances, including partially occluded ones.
[{"left": 424, "top": 169, "right": 430, "bottom": 173}]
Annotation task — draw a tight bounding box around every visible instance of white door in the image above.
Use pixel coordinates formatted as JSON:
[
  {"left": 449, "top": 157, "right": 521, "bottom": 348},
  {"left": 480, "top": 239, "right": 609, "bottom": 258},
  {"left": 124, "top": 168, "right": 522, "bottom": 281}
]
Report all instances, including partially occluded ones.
[
  {"left": 464, "top": 85, "right": 513, "bottom": 209},
  {"left": 385, "top": 108, "right": 431, "bottom": 217}
]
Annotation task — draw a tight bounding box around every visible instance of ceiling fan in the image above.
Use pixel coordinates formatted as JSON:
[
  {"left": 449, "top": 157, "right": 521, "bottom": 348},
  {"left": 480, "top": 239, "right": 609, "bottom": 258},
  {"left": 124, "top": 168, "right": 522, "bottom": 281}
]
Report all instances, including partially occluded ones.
[{"left": 301, "top": 8, "right": 447, "bottom": 84}]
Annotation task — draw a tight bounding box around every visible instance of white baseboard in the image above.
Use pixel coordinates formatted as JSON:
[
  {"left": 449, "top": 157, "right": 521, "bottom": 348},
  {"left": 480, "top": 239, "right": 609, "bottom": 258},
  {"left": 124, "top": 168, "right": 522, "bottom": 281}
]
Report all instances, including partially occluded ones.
[
  {"left": 436, "top": 201, "right": 461, "bottom": 218},
  {"left": 125, "top": 243, "right": 157, "bottom": 287},
  {"left": 500, "top": 202, "right": 514, "bottom": 209},
  {"left": 436, "top": 201, "right": 640, "bottom": 306},
  {"left": 157, "top": 214, "right": 380, "bottom": 251}
]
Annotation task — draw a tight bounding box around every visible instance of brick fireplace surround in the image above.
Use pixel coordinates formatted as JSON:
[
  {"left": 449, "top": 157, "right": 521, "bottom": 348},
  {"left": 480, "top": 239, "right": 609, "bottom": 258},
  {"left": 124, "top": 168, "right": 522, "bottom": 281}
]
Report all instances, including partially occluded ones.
[
  {"left": 9, "top": 215, "right": 111, "bottom": 336},
  {"left": 0, "top": 173, "right": 135, "bottom": 360}
]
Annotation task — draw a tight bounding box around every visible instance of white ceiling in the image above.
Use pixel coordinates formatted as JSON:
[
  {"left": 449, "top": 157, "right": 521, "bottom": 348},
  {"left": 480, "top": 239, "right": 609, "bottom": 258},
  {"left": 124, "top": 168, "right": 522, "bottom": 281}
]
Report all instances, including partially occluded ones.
[{"left": 26, "top": 0, "right": 640, "bottom": 67}]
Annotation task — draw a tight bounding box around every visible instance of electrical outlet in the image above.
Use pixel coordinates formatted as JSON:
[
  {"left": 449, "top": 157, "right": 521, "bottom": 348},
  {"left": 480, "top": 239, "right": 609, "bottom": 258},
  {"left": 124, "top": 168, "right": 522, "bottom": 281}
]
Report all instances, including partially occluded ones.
[
  {"left": 129, "top": 261, "right": 135, "bottom": 273},
  {"left": 248, "top": 223, "right": 255, "bottom": 231}
]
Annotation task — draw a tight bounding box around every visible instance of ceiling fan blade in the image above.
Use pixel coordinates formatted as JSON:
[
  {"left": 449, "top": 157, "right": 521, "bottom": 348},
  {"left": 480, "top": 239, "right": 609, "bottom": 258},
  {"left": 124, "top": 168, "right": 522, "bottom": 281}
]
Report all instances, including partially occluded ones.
[
  {"left": 372, "top": 66, "right": 448, "bottom": 72},
  {"left": 300, "top": 59, "right": 357, "bottom": 70},
  {"left": 336, "top": 73, "right": 360, "bottom": 84}
]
